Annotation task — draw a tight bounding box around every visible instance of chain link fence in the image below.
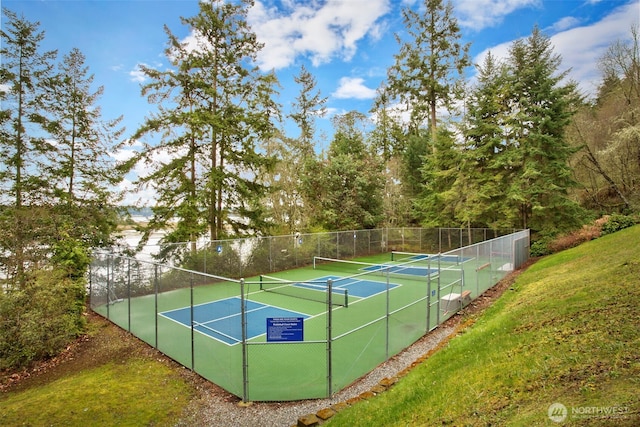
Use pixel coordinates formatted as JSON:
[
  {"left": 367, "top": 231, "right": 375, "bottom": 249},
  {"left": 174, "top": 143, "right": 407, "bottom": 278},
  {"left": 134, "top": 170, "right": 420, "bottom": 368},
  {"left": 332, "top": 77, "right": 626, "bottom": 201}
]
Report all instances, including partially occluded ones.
[{"left": 90, "top": 227, "right": 528, "bottom": 401}]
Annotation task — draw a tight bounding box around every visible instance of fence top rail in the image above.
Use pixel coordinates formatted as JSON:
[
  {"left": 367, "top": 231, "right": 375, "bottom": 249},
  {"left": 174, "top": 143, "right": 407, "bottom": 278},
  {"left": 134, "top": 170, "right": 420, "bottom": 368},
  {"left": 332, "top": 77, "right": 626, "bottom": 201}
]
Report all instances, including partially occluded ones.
[
  {"left": 91, "top": 250, "right": 242, "bottom": 283},
  {"left": 118, "top": 227, "right": 527, "bottom": 249},
  {"left": 439, "top": 229, "right": 530, "bottom": 255}
]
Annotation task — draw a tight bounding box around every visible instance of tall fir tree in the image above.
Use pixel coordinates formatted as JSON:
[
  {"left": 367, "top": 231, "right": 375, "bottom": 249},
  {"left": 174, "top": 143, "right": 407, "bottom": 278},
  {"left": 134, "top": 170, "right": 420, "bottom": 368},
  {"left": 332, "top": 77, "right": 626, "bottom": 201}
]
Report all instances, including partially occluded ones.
[
  {"left": 122, "top": 0, "right": 279, "bottom": 257},
  {"left": 413, "top": 128, "right": 462, "bottom": 227},
  {"left": 384, "top": 0, "right": 470, "bottom": 228},
  {"left": 386, "top": 0, "right": 470, "bottom": 141},
  {"left": 370, "top": 86, "right": 413, "bottom": 226},
  {"left": 268, "top": 64, "right": 327, "bottom": 232},
  {"left": 43, "top": 48, "right": 124, "bottom": 253},
  {"left": 505, "top": 27, "right": 584, "bottom": 232},
  {"left": 289, "top": 64, "right": 326, "bottom": 158},
  {"left": 301, "top": 112, "right": 384, "bottom": 231},
  {"left": 458, "top": 52, "right": 516, "bottom": 229},
  {"left": 0, "top": 8, "right": 57, "bottom": 285}
]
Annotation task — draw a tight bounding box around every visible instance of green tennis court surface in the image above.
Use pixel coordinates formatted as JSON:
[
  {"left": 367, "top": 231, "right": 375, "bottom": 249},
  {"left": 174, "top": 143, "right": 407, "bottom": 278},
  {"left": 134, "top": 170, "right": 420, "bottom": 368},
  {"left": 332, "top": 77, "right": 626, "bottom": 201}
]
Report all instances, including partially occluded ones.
[{"left": 90, "top": 229, "right": 529, "bottom": 401}]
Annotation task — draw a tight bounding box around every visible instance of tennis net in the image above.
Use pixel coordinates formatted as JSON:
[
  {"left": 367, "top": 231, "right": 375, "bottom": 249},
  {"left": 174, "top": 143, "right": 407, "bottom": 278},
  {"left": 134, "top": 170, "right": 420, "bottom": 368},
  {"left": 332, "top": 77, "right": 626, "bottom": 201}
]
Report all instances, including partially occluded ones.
[
  {"left": 259, "top": 275, "right": 349, "bottom": 307},
  {"left": 390, "top": 251, "right": 469, "bottom": 265},
  {"left": 312, "top": 256, "right": 439, "bottom": 278}
]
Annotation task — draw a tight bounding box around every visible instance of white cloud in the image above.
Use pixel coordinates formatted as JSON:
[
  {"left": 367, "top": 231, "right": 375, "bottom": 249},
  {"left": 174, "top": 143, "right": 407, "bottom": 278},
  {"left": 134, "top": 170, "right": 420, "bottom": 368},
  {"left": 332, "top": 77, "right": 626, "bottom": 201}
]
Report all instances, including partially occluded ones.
[
  {"left": 454, "top": 0, "right": 540, "bottom": 30},
  {"left": 323, "top": 107, "right": 344, "bottom": 118},
  {"left": 129, "top": 63, "right": 148, "bottom": 83},
  {"left": 129, "top": 61, "right": 165, "bottom": 83},
  {"left": 471, "top": 1, "right": 639, "bottom": 97},
  {"left": 548, "top": 16, "right": 581, "bottom": 32},
  {"left": 332, "top": 77, "right": 377, "bottom": 99},
  {"left": 551, "top": 1, "right": 639, "bottom": 95},
  {"left": 248, "top": 0, "right": 391, "bottom": 70}
]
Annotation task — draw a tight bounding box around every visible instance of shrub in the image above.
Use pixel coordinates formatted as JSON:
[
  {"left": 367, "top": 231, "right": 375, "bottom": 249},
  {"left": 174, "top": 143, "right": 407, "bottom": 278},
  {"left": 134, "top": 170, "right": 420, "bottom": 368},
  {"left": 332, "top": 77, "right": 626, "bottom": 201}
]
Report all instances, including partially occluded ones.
[
  {"left": 601, "top": 214, "right": 637, "bottom": 236},
  {"left": 0, "top": 269, "right": 86, "bottom": 370},
  {"left": 530, "top": 238, "right": 552, "bottom": 257},
  {"left": 547, "top": 224, "right": 601, "bottom": 253}
]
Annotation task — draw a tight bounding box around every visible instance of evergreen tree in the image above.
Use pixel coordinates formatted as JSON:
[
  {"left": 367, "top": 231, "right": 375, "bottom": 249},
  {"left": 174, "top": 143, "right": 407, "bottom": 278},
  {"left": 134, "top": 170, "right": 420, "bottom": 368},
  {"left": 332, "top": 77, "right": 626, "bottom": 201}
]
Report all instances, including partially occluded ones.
[
  {"left": 369, "top": 86, "right": 406, "bottom": 161},
  {"left": 43, "top": 48, "right": 124, "bottom": 253},
  {"left": 265, "top": 64, "right": 327, "bottom": 233},
  {"left": 413, "top": 128, "right": 462, "bottom": 227},
  {"left": 399, "top": 131, "right": 429, "bottom": 223},
  {"left": 384, "top": 0, "right": 470, "bottom": 227},
  {"left": 122, "top": 0, "right": 279, "bottom": 256},
  {"left": 302, "top": 112, "right": 384, "bottom": 230},
  {"left": 505, "top": 27, "right": 584, "bottom": 232},
  {"left": 386, "top": 0, "right": 470, "bottom": 141},
  {"left": 289, "top": 64, "right": 326, "bottom": 158},
  {"left": 0, "top": 8, "right": 57, "bottom": 285},
  {"left": 370, "top": 87, "right": 413, "bottom": 226},
  {"left": 458, "top": 52, "right": 516, "bottom": 228}
]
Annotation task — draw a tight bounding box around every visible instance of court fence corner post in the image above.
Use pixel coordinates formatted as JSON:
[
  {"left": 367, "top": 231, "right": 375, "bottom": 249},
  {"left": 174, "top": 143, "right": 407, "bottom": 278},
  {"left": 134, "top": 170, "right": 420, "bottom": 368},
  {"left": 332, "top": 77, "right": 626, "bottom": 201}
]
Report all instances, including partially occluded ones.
[
  {"left": 240, "top": 278, "right": 249, "bottom": 403},
  {"left": 154, "top": 263, "right": 159, "bottom": 349}
]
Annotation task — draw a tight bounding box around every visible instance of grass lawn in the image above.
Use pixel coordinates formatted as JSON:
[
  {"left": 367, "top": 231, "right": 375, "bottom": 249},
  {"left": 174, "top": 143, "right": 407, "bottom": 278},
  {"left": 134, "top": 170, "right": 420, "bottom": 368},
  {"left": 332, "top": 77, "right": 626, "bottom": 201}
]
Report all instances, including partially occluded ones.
[
  {"left": 326, "top": 225, "right": 640, "bottom": 426},
  {"left": 0, "top": 315, "right": 194, "bottom": 426},
  {"left": 2, "top": 226, "right": 638, "bottom": 426}
]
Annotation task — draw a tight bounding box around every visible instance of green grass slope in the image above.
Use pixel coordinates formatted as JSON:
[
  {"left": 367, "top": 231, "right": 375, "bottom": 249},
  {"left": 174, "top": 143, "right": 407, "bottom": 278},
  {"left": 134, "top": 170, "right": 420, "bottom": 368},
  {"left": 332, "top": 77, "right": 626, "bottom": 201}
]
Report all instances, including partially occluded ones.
[
  {"left": 327, "top": 226, "right": 640, "bottom": 426},
  {"left": 0, "top": 316, "right": 193, "bottom": 426}
]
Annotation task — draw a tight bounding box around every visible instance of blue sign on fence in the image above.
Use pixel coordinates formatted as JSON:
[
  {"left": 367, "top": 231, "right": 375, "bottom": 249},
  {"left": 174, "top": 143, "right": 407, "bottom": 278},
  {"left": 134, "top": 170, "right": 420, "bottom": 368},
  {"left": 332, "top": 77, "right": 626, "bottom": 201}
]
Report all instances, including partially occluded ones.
[{"left": 266, "top": 317, "right": 304, "bottom": 342}]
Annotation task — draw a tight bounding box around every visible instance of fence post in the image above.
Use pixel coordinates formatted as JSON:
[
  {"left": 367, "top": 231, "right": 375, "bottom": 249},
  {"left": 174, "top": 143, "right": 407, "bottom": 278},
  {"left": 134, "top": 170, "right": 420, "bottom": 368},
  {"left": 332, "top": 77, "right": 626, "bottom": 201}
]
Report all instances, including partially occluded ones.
[
  {"left": 269, "top": 236, "right": 273, "bottom": 273},
  {"left": 154, "top": 264, "right": 159, "bottom": 349},
  {"left": 240, "top": 278, "right": 249, "bottom": 402},
  {"left": 106, "top": 255, "right": 111, "bottom": 319},
  {"left": 427, "top": 257, "right": 432, "bottom": 332},
  {"left": 127, "top": 258, "right": 131, "bottom": 332},
  {"left": 190, "top": 272, "right": 195, "bottom": 371},
  {"left": 353, "top": 231, "right": 356, "bottom": 257},
  {"left": 436, "top": 254, "right": 441, "bottom": 326},
  {"left": 476, "top": 245, "right": 480, "bottom": 297},
  {"left": 385, "top": 268, "right": 390, "bottom": 360},
  {"left": 88, "top": 262, "right": 93, "bottom": 309},
  {"left": 327, "top": 278, "right": 333, "bottom": 398}
]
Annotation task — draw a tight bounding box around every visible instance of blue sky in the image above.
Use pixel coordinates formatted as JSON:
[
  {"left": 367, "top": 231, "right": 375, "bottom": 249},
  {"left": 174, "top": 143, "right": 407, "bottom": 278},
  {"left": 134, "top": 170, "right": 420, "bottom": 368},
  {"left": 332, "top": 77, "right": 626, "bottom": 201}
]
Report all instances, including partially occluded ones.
[{"left": 3, "top": 0, "right": 639, "bottom": 204}]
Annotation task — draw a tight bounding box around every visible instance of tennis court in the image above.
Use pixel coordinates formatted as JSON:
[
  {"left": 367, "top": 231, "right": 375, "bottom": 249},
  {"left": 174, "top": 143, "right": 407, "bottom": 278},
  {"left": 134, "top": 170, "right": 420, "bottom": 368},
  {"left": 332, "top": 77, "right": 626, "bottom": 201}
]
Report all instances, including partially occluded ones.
[
  {"left": 160, "top": 298, "right": 310, "bottom": 345},
  {"left": 90, "top": 227, "right": 530, "bottom": 402},
  {"left": 158, "top": 272, "right": 401, "bottom": 346}
]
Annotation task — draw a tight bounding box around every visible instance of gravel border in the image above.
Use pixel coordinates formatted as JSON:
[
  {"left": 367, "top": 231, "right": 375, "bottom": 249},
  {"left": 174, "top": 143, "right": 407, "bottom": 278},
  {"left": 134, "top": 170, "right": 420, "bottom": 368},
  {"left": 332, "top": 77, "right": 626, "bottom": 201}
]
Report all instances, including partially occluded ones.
[
  {"left": 176, "top": 323, "right": 458, "bottom": 427},
  {"left": 0, "top": 265, "right": 524, "bottom": 427},
  {"left": 176, "top": 265, "right": 525, "bottom": 427}
]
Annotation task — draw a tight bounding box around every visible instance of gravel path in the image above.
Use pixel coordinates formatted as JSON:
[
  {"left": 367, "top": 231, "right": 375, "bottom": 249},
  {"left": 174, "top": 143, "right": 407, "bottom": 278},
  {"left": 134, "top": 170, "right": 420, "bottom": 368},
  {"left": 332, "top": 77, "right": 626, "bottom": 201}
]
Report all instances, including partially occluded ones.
[
  {"left": 176, "top": 322, "right": 459, "bottom": 427},
  {"left": 176, "top": 266, "right": 523, "bottom": 427},
  {"left": 0, "top": 265, "right": 522, "bottom": 427}
]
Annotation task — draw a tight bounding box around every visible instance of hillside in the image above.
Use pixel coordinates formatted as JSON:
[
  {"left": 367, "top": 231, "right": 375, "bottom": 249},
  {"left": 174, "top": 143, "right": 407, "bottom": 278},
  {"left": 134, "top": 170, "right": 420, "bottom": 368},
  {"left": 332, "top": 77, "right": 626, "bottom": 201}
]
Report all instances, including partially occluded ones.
[
  {"left": 327, "top": 226, "right": 640, "bottom": 426},
  {"left": 1, "top": 226, "right": 638, "bottom": 426}
]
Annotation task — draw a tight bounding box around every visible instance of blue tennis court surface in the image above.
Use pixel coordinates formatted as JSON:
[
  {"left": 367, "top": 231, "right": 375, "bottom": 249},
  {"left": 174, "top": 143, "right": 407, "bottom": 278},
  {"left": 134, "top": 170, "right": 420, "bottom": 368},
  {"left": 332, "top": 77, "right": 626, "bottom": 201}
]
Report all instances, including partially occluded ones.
[
  {"left": 160, "top": 297, "right": 308, "bottom": 345},
  {"left": 314, "top": 275, "right": 399, "bottom": 298},
  {"left": 362, "top": 264, "right": 439, "bottom": 276},
  {"left": 403, "top": 254, "right": 471, "bottom": 263}
]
